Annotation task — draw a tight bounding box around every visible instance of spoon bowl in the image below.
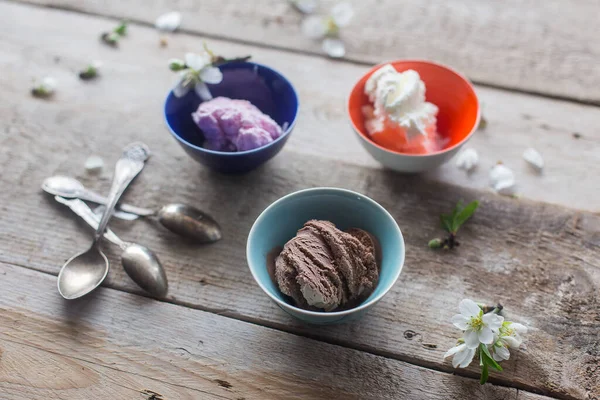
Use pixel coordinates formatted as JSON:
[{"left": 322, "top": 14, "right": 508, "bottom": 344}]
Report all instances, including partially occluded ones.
[
  {"left": 157, "top": 204, "right": 222, "bottom": 243},
  {"left": 121, "top": 244, "right": 168, "bottom": 297},
  {"left": 58, "top": 245, "right": 109, "bottom": 299},
  {"left": 43, "top": 175, "right": 86, "bottom": 197}
]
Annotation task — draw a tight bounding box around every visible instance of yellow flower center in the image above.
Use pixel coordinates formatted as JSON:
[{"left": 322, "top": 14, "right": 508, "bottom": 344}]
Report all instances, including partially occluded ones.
[{"left": 469, "top": 314, "right": 484, "bottom": 331}]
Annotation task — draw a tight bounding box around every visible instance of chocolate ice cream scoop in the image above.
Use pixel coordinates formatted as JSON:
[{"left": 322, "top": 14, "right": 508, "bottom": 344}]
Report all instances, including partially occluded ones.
[{"left": 274, "top": 220, "right": 379, "bottom": 312}]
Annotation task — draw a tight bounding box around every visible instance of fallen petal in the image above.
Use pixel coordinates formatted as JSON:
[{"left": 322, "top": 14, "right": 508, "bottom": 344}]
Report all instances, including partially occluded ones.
[
  {"left": 84, "top": 155, "right": 104, "bottom": 174},
  {"left": 322, "top": 37, "right": 345, "bottom": 58},
  {"left": 331, "top": 2, "right": 354, "bottom": 27},
  {"left": 302, "top": 15, "right": 327, "bottom": 38},
  {"left": 490, "top": 164, "right": 516, "bottom": 195},
  {"left": 523, "top": 147, "right": 544, "bottom": 171},
  {"left": 455, "top": 148, "right": 479, "bottom": 172},
  {"left": 155, "top": 11, "right": 182, "bottom": 32}
]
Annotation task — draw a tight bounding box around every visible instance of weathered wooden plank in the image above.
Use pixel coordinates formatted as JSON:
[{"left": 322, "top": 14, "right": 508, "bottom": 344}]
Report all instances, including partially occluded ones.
[
  {"left": 0, "top": 2, "right": 598, "bottom": 399},
  {"left": 1, "top": 1, "right": 599, "bottom": 212},
  {"left": 0, "top": 262, "right": 533, "bottom": 400},
  {"left": 13, "top": 0, "right": 600, "bottom": 103}
]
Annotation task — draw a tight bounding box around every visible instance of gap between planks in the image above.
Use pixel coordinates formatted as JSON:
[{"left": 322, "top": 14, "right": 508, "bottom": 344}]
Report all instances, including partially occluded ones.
[
  {"left": 6, "top": 0, "right": 600, "bottom": 108},
  {"left": 2, "top": 259, "right": 568, "bottom": 400}
]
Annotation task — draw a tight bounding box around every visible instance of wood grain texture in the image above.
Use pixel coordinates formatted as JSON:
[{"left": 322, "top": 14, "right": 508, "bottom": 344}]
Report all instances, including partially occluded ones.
[
  {"left": 12, "top": 0, "right": 600, "bottom": 103},
  {"left": 1, "top": 1, "right": 599, "bottom": 212},
  {"left": 0, "top": 2, "right": 599, "bottom": 399},
  {"left": 0, "top": 262, "right": 534, "bottom": 400}
]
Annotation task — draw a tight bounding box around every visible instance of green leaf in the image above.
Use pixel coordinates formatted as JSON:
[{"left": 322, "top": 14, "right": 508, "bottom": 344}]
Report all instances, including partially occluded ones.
[
  {"left": 114, "top": 21, "right": 127, "bottom": 36},
  {"left": 440, "top": 214, "right": 453, "bottom": 233},
  {"left": 480, "top": 343, "right": 503, "bottom": 372},
  {"left": 452, "top": 200, "right": 479, "bottom": 232},
  {"left": 480, "top": 363, "right": 489, "bottom": 385}
]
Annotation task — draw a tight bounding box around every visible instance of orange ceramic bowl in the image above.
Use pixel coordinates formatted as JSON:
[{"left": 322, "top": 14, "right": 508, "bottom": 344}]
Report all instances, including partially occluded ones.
[{"left": 348, "top": 60, "right": 480, "bottom": 173}]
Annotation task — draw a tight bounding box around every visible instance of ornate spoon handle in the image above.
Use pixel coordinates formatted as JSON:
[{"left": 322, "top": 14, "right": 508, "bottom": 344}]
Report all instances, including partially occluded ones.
[{"left": 94, "top": 143, "right": 150, "bottom": 242}]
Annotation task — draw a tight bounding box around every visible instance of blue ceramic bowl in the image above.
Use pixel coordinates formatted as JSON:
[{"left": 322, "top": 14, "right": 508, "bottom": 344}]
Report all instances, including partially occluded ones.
[
  {"left": 164, "top": 62, "right": 299, "bottom": 174},
  {"left": 246, "top": 188, "right": 405, "bottom": 325}
]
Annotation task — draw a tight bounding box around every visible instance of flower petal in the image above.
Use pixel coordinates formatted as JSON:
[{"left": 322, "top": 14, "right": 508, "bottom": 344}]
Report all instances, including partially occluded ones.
[
  {"left": 444, "top": 343, "right": 465, "bottom": 359},
  {"left": 478, "top": 327, "right": 494, "bottom": 345},
  {"left": 302, "top": 15, "right": 327, "bottom": 38},
  {"left": 495, "top": 345, "right": 510, "bottom": 361},
  {"left": 200, "top": 66, "right": 223, "bottom": 84},
  {"left": 172, "top": 75, "right": 191, "bottom": 97},
  {"left": 185, "top": 52, "right": 209, "bottom": 71},
  {"left": 322, "top": 37, "right": 346, "bottom": 58},
  {"left": 523, "top": 147, "right": 544, "bottom": 171},
  {"left": 503, "top": 336, "right": 522, "bottom": 349},
  {"left": 331, "top": 2, "right": 354, "bottom": 27},
  {"left": 482, "top": 313, "right": 504, "bottom": 330},
  {"left": 451, "top": 347, "right": 468, "bottom": 368},
  {"left": 490, "top": 164, "right": 516, "bottom": 195},
  {"left": 464, "top": 329, "right": 480, "bottom": 349},
  {"left": 194, "top": 81, "right": 213, "bottom": 100},
  {"left": 459, "top": 299, "right": 481, "bottom": 317},
  {"left": 155, "top": 11, "right": 182, "bottom": 32},
  {"left": 455, "top": 148, "right": 479, "bottom": 172},
  {"left": 458, "top": 347, "right": 476, "bottom": 368},
  {"left": 511, "top": 323, "right": 528, "bottom": 334},
  {"left": 451, "top": 314, "right": 469, "bottom": 330}
]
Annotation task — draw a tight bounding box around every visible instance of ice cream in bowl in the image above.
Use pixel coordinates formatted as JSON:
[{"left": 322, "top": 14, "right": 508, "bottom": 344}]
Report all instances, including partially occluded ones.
[
  {"left": 348, "top": 60, "right": 480, "bottom": 173},
  {"left": 246, "top": 188, "right": 404, "bottom": 325},
  {"left": 164, "top": 61, "right": 299, "bottom": 174}
]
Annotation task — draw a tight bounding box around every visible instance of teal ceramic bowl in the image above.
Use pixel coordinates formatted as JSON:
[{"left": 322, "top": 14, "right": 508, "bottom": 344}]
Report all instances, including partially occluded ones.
[{"left": 246, "top": 187, "right": 405, "bottom": 324}]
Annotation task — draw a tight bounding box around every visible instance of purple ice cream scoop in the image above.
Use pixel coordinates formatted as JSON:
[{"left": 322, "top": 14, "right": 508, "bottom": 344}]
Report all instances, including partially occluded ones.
[{"left": 191, "top": 97, "right": 283, "bottom": 152}]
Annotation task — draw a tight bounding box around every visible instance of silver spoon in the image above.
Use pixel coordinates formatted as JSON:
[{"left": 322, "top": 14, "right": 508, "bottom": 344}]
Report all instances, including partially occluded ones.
[
  {"left": 55, "top": 196, "right": 168, "bottom": 297},
  {"left": 57, "top": 143, "right": 150, "bottom": 299},
  {"left": 42, "top": 176, "right": 222, "bottom": 243}
]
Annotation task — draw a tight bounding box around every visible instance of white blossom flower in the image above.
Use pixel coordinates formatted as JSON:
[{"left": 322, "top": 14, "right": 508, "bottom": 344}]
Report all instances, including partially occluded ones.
[
  {"left": 491, "top": 322, "right": 528, "bottom": 361},
  {"left": 155, "top": 11, "right": 182, "bottom": 32},
  {"left": 172, "top": 52, "right": 223, "bottom": 99},
  {"left": 451, "top": 299, "right": 504, "bottom": 348},
  {"left": 31, "top": 76, "right": 57, "bottom": 97},
  {"left": 455, "top": 148, "right": 479, "bottom": 172},
  {"left": 489, "top": 164, "right": 516, "bottom": 195},
  {"left": 523, "top": 147, "right": 544, "bottom": 171},
  {"left": 301, "top": 2, "right": 353, "bottom": 57},
  {"left": 444, "top": 342, "right": 476, "bottom": 368}
]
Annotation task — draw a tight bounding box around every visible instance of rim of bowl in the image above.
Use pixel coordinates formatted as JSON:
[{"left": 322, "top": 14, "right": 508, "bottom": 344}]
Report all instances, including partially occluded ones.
[
  {"left": 347, "top": 59, "right": 481, "bottom": 158},
  {"left": 246, "top": 187, "right": 405, "bottom": 318},
  {"left": 163, "top": 61, "right": 299, "bottom": 157}
]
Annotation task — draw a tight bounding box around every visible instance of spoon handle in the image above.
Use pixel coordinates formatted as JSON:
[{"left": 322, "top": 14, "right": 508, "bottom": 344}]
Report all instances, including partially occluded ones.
[
  {"left": 95, "top": 143, "right": 150, "bottom": 241},
  {"left": 78, "top": 189, "right": 156, "bottom": 217},
  {"left": 54, "top": 196, "right": 128, "bottom": 249}
]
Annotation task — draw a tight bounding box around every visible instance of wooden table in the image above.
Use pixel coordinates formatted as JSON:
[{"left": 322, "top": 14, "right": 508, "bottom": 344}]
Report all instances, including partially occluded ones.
[{"left": 0, "top": 1, "right": 598, "bottom": 399}]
